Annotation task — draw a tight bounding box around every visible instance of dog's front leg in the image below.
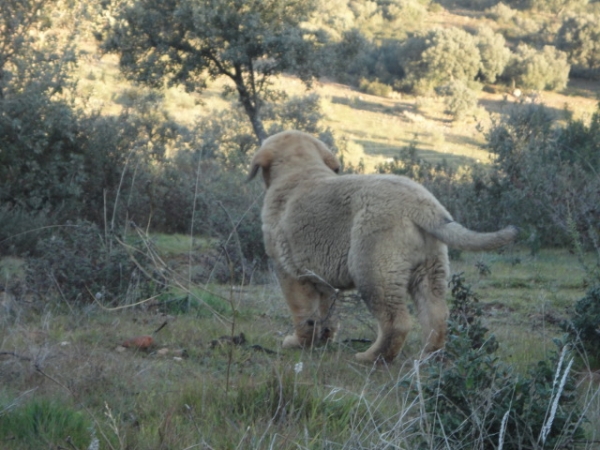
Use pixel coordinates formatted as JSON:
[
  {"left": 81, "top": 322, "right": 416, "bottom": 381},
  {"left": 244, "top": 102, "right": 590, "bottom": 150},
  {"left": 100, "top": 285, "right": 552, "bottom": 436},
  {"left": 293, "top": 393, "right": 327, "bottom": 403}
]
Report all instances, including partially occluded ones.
[{"left": 276, "top": 268, "right": 322, "bottom": 348}]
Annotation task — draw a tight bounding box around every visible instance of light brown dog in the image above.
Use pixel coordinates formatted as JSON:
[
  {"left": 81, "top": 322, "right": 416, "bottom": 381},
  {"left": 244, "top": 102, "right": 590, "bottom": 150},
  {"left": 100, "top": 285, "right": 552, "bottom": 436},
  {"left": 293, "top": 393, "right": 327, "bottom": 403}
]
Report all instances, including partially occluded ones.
[{"left": 248, "top": 130, "right": 518, "bottom": 363}]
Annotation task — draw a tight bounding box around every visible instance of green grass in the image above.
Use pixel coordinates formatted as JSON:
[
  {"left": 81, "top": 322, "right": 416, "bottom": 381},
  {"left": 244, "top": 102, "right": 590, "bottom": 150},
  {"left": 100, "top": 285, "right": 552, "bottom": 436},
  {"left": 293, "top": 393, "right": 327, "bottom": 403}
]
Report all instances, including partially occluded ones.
[
  {"left": 1, "top": 245, "right": 598, "bottom": 449},
  {"left": 0, "top": 397, "right": 94, "bottom": 449}
]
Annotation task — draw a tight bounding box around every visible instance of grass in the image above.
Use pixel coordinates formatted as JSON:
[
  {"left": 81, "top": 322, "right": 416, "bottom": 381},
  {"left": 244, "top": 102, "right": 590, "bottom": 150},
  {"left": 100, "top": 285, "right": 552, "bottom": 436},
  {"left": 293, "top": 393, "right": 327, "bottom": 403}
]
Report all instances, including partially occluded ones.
[{"left": 1, "top": 243, "right": 599, "bottom": 449}]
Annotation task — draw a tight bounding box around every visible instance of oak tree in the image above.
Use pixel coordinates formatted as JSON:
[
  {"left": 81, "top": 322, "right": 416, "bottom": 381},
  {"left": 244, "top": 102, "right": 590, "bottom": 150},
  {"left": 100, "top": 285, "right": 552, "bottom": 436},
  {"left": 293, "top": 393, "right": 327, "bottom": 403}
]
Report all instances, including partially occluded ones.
[{"left": 102, "top": 0, "right": 321, "bottom": 142}]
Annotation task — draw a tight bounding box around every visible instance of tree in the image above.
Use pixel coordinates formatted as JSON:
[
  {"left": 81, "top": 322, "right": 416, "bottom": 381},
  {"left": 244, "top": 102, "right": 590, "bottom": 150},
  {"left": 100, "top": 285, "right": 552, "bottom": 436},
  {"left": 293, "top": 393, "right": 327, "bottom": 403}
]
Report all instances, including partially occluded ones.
[
  {"left": 101, "top": 0, "right": 321, "bottom": 142},
  {"left": 503, "top": 44, "right": 570, "bottom": 91},
  {"left": 0, "top": 0, "right": 81, "bottom": 212},
  {"left": 556, "top": 14, "right": 600, "bottom": 79},
  {"left": 475, "top": 25, "right": 511, "bottom": 84},
  {"left": 399, "top": 27, "right": 481, "bottom": 94},
  {"left": 436, "top": 80, "right": 479, "bottom": 120},
  {"left": 0, "top": 0, "right": 77, "bottom": 99}
]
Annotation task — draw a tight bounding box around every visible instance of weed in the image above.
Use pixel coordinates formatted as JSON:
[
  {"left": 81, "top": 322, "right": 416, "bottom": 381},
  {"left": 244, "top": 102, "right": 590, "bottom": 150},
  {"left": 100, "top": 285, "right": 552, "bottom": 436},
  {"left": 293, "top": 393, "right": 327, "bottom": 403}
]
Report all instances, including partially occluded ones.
[
  {"left": 563, "top": 285, "right": 600, "bottom": 367},
  {"left": 0, "top": 397, "right": 93, "bottom": 449},
  {"left": 412, "top": 274, "right": 586, "bottom": 449},
  {"left": 25, "top": 220, "right": 163, "bottom": 306}
]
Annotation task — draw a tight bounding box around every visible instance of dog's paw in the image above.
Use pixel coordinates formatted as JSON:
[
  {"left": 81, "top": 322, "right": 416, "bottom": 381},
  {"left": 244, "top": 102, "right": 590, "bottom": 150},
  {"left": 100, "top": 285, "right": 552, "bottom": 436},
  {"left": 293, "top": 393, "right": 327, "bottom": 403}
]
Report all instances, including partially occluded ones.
[
  {"left": 282, "top": 334, "right": 303, "bottom": 348},
  {"left": 355, "top": 350, "right": 378, "bottom": 363}
]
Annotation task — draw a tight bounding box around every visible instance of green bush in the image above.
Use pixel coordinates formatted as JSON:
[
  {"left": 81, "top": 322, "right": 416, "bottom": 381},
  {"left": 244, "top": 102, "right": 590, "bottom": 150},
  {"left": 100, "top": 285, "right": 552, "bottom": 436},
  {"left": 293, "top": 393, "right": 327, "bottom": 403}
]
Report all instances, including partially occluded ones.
[
  {"left": 26, "top": 221, "right": 163, "bottom": 306},
  {"left": 414, "top": 274, "right": 586, "bottom": 450},
  {"left": 556, "top": 14, "right": 600, "bottom": 80},
  {"left": 564, "top": 285, "right": 600, "bottom": 364},
  {"left": 358, "top": 78, "right": 393, "bottom": 97},
  {"left": 502, "top": 44, "right": 570, "bottom": 91},
  {"left": 486, "top": 103, "right": 600, "bottom": 248},
  {"left": 400, "top": 27, "right": 481, "bottom": 94},
  {"left": 436, "top": 80, "right": 479, "bottom": 120},
  {"left": 0, "top": 207, "right": 50, "bottom": 255},
  {"left": 485, "top": 2, "right": 517, "bottom": 22},
  {"left": 476, "top": 25, "right": 511, "bottom": 83},
  {"left": 557, "top": 102, "right": 600, "bottom": 171}
]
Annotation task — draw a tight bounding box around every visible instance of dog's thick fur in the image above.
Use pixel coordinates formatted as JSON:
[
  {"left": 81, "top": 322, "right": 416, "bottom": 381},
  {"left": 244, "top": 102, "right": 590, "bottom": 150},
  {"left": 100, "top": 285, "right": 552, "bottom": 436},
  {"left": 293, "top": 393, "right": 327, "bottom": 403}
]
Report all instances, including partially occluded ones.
[{"left": 249, "top": 130, "right": 518, "bottom": 363}]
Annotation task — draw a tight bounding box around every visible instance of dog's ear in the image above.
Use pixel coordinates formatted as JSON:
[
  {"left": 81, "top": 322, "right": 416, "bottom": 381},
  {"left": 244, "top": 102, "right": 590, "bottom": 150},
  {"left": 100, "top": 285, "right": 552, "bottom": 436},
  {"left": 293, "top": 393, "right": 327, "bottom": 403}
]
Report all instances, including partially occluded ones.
[
  {"left": 315, "top": 141, "right": 341, "bottom": 174},
  {"left": 247, "top": 146, "right": 273, "bottom": 186}
]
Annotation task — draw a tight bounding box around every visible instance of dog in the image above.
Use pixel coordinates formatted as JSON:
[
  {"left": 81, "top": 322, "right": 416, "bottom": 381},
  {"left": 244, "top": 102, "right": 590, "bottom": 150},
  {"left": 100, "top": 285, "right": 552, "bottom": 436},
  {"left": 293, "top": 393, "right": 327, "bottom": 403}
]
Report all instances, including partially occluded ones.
[{"left": 248, "top": 130, "right": 518, "bottom": 363}]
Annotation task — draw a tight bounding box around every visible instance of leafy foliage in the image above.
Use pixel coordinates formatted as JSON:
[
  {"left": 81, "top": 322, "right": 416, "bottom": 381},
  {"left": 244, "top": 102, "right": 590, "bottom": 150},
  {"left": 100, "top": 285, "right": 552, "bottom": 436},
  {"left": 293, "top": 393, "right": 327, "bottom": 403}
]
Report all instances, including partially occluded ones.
[
  {"left": 101, "top": 0, "right": 322, "bottom": 141},
  {"left": 414, "top": 274, "right": 586, "bottom": 450},
  {"left": 358, "top": 78, "right": 392, "bottom": 97},
  {"left": 502, "top": 44, "right": 570, "bottom": 91},
  {"left": 476, "top": 25, "right": 511, "bottom": 83},
  {"left": 26, "top": 221, "right": 163, "bottom": 305},
  {"left": 486, "top": 103, "right": 600, "bottom": 248},
  {"left": 436, "top": 80, "right": 479, "bottom": 120},
  {"left": 0, "top": 0, "right": 80, "bottom": 215},
  {"left": 400, "top": 27, "right": 482, "bottom": 94},
  {"left": 556, "top": 14, "right": 600, "bottom": 80},
  {"left": 564, "top": 285, "right": 600, "bottom": 363}
]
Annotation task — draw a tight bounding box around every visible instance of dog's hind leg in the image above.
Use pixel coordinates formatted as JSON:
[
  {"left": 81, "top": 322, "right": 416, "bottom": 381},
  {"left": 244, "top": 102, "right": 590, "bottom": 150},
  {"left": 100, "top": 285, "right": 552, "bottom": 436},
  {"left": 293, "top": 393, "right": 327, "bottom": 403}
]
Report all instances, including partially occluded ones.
[
  {"left": 409, "top": 254, "right": 449, "bottom": 353},
  {"left": 350, "top": 230, "right": 414, "bottom": 363},
  {"left": 276, "top": 269, "right": 323, "bottom": 348},
  {"left": 354, "top": 281, "right": 412, "bottom": 364}
]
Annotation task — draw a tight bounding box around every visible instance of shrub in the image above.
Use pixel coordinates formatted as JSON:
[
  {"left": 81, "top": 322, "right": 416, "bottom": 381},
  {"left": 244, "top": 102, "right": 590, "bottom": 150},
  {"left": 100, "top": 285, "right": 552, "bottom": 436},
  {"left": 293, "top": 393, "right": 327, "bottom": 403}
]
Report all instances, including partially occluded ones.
[
  {"left": 414, "top": 274, "right": 586, "bottom": 450},
  {"left": 564, "top": 285, "right": 600, "bottom": 364},
  {"left": 358, "top": 78, "right": 392, "bottom": 97},
  {"left": 485, "top": 2, "right": 517, "bottom": 22},
  {"left": 400, "top": 27, "right": 481, "bottom": 94},
  {"left": 436, "top": 80, "right": 479, "bottom": 120},
  {"left": 502, "top": 44, "right": 570, "bottom": 91},
  {"left": 486, "top": 103, "right": 600, "bottom": 248},
  {"left": 0, "top": 207, "right": 50, "bottom": 255},
  {"left": 557, "top": 102, "right": 600, "bottom": 172},
  {"left": 556, "top": 14, "right": 600, "bottom": 80},
  {"left": 26, "top": 221, "right": 163, "bottom": 306},
  {"left": 476, "top": 26, "right": 511, "bottom": 84}
]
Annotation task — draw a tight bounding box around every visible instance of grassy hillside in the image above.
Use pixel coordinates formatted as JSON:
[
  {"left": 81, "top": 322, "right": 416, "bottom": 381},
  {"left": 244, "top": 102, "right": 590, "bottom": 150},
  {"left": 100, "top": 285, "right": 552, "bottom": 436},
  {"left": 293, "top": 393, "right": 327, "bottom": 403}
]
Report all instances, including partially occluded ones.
[{"left": 77, "top": 51, "right": 599, "bottom": 173}]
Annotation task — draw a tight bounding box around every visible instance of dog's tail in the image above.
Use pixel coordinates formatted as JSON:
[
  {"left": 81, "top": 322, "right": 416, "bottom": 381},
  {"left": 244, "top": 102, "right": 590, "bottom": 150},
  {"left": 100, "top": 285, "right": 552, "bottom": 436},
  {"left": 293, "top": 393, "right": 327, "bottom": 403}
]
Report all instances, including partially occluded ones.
[{"left": 428, "top": 220, "right": 519, "bottom": 251}]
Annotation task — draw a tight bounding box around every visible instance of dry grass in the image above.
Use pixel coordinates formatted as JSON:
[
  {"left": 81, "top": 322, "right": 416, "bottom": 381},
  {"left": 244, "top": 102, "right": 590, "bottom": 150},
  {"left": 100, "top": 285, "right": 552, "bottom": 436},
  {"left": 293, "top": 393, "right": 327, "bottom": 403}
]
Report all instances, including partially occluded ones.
[
  {"left": 74, "top": 0, "right": 600, "bottom": 176},
  {"left": 75, "top": 48, "right": 599, "bottom": 174}
]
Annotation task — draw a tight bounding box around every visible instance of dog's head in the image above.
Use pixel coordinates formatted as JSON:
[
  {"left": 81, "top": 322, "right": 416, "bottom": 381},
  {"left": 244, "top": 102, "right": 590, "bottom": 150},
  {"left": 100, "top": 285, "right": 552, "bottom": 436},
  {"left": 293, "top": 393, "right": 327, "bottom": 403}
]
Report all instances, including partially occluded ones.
[{"left": 248, "top": 130, "right": 341, "bottom": 187}]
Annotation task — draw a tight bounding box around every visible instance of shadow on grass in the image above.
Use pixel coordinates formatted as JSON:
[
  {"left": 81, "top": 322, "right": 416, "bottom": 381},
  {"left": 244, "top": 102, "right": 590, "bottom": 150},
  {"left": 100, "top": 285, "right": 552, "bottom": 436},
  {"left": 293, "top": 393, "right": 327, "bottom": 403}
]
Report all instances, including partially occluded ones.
[
  {"left": 478, "top": 97, "right": 570, "bottom": 118},
  {"left": 331, "top": 95, "right": 416, "bottom": 116},
  {"left": 562, "top": 78, "right": 600, "bottom": 100},
  {"left": 356, "top": 138, "right": 479, "bottom": 166}
]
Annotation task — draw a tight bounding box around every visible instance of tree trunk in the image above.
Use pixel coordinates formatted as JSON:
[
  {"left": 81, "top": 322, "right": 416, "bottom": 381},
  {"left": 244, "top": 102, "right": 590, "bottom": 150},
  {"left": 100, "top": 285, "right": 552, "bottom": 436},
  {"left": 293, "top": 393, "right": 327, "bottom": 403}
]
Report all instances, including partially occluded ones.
[{"left": 234, "top": 77, "right": 267, "bottom": 144}]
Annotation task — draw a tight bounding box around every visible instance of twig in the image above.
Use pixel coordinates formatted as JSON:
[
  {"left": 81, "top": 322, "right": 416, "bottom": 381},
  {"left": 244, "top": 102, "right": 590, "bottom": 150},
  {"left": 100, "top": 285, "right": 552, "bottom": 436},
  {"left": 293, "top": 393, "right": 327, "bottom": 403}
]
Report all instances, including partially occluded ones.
[
  {"left": 113, "top": 229, "right": 231, "bottom": 326},
  {"left": 87, "top": 286, "right": 162, "bottom": 311},
  {"left": 35, "top": 363, "right": 72, "bottom": 394},
  {"left": 0, "top": 351, "right": 32, "bottom": 361},
  {"left": 153, "top": 320, "right": 168, "bottom": 335}
]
